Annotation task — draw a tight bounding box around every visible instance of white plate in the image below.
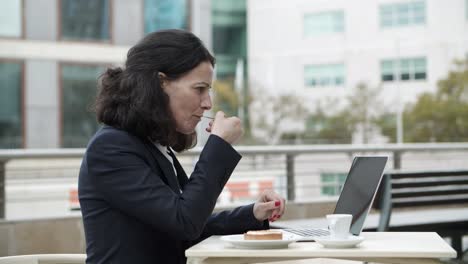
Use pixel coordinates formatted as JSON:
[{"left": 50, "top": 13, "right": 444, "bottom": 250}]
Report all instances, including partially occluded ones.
[
  {"left": 315, "top": 235, "right": 364, "bottom": 248},
  {"left": 221, "top": 234, "right": 299, "bottom": 249}
]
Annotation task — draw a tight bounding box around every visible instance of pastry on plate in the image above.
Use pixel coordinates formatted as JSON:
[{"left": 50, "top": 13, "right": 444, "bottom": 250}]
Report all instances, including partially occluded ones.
[{"left": 244, "top": 230, "right": 283, "bottom": 240}]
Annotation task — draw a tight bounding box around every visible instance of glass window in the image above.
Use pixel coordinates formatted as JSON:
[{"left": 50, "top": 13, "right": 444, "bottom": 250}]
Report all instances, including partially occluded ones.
[
  {"left": 60, "top": 0, "right": 110, "bottom": 41},
  {"left": 381, "top": 60, "right": 395, "bottom": 81},
  {"left": 380, "top": 6, "right": 394, "bottom": 27},
  {"left": 466, "top": 0, "right": 468, "bottom": 20},
  {"left": 0, "top": 61, "right": 22, "bottom": 148},
  {"left": 61, "top": 64, "right": 105, "bottom": 147},
  {"left": 381, "top": 57, "right": 426, "bottom": 82},
  {"left": 321, "top": 173, "right": 347, "bottom": 196},
  {"left": 400, "top": 59, "right": 411, "bottom": 80},
  {"left": 0, "top": 0, "right": 22, "bottom": 37},
  {"left": 144, "top": 0, "right": 188, "bottom": 33},
  {"left": 380, "top": 0, "right": 425, "bottom": 28},
  {"left": 304, "top": 10, "right": 344, "bottom": 37},
  {"left": 414, "top": 57, "right": 427, "bottom": 79},
  {"left": 305, "top": 63, "right": 345, "bottom": 87},
  {"left": 411, "top": 1, "right": 426, "bottom": 24}
]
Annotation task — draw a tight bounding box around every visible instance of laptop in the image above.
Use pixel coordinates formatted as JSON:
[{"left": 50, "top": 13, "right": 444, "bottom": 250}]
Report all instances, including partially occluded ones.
[{"left": 281, "top": 156, "right": 388, "bottom": 241}]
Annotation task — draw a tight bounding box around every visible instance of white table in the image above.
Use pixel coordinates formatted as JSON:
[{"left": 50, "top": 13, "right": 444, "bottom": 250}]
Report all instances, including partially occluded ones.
[{"left": 185, "top": 232, "right": 457, "bottom": 264}]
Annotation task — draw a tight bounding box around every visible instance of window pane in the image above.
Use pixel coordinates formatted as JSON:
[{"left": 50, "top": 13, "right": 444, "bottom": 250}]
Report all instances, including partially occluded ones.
[
  {"left": 335, "top": 77, "right": 344, "bottom": 85},
  {"left": 381, "top": 60, "right": 395, "bottom": 81},
  {"left": 61, "top": 0, "right": 110, "bottom": 41},
  {"left": 0, "top": 0, "right": 22, "bottom": 37},
  {"left": 304, "top": 10, "right": 344, "bottom": 37},
  {"left": 414, "top": 57, "right": 427, "bottom": 80},
  {"left": 321, "top": 173, "right": 346, "bottom": 196},
  {"left": 382, "top": 74, "right": 394, "bottom": 81},
  {"left": 401, "top": 73, "right": 411, "bottom": 80},
  {"left": 382, "top": 57, "right": 426, "bottom": 82},
  {"left": 380, "top": 1, "right": 425, "bottom": 28},
  {"left": 411, "top": 1, "right": 426, "bottom": 24},
  {"left": 414, "top": 72, "right": 426, "bottom": 80},
  {"left": 400, "top": 59, "right": 411, "bottom": 75},
  {"left": 381, "top": 60, "right": 393, "bottom": 81},
  {"left": 333, "top": 11, "right": 344, "bottom": 32},
  {"left": 0, "top": 62, "right": 22, "bottom": 148},
  {"left": 321, "top": 174, "right": 335, "bottom": 182},
  {"left": 380, "top": 6, "right": 393, "bottom": 27},
  {"left": 144, "top": 0, "right": 188, "bottom": 33},
  {"left": 62, "top": 65, "right": 104, "bottom": 147},
  {"left": 305, "top": 64, "right": 344, "bottom": 87},
  {"left": 414, "top": 57, "right": 426, "bottom": 72},
  {"left": 397, "top": 4, "right": 409, "bottom": 25}
]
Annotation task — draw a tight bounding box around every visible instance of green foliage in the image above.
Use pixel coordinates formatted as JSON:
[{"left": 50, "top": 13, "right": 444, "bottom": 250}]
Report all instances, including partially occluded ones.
[
  {"left": 251, "top": 92, "right": 308, "bottom": 145},
  {"left": 302, "top": 100, "right": 354, "bottom": 144},
  {"left": 212, "top": 79, "right": 238, "bottom": 117},
  {"left": 374, "top": 112, "right": 397, "bottom": 143},
  {"left": 304, "top": 83, "right": 381, "bottom": 144},
  {"left": 379, "top": 58, "right": 468, "bottom": 142}
]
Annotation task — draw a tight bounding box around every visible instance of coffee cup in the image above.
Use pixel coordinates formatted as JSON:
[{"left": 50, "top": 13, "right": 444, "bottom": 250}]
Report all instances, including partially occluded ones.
[{"left": 326, "top": 214, "right": 352, "bottom": 239}]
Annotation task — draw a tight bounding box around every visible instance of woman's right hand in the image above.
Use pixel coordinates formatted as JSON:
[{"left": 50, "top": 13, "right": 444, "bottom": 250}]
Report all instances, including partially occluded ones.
[{"left": 209, "top": 111, "right": 243, "bottom": 144}]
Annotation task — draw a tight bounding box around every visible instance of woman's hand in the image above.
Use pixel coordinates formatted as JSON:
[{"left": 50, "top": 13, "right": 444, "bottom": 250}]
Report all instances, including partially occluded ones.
[
  {"left": 208, "top": 111, "right": 243, "bottom": 144},
  {"left": 253, "top": 190, "right": 286, "bottom": 222}
]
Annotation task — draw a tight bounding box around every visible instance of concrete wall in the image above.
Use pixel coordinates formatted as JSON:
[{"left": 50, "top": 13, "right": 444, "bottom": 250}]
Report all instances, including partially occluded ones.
[
  {"left": 0, "top": 217, "right": 85, "bottom": 257},
  {"left": 25, "top": 0, "right": 58, "bottom": 41},
  {"left": 1, "top": 0, "right": 211, "bottom": 149},
  {"left": 192, "top": 0, "right": 213, "bottom": 51},
  {"left": 113, "top": 0, "right": 144, "bottom": 46},
  {"left": 25, "top": 60, "right": 59, "bottom": 148},
  {"left": 247, "top": 0, "right": 468, "bottom": 111}
]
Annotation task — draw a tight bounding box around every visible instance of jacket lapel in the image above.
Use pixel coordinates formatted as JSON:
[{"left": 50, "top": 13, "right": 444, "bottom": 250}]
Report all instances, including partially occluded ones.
[
  {"left": 144, "top": 141, "right": 181, "bottom": 193},
  {"left": 167, "top": 149, "right": 189, "bottom": 189}
]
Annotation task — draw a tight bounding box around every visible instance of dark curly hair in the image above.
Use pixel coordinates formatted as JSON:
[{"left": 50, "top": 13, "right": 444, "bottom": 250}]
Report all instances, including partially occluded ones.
[{"left": 95, "top": 29, "right": 215, "bottom": 152}]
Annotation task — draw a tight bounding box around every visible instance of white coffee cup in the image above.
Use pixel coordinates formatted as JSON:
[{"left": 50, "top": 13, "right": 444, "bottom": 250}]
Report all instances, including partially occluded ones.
[{"left": 326, "top": 214, "right": 352, "bottom": 239}]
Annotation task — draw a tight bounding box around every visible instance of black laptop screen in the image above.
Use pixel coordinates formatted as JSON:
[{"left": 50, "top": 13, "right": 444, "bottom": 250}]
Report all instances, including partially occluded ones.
[{"left": 333, "top": 156, "right": 388, "bottom": 235}]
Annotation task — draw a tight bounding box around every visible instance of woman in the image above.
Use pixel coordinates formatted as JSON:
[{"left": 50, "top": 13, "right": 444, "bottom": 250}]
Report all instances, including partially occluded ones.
[{"left": 78, "top": 29, "right": 286, "bottom": 264}]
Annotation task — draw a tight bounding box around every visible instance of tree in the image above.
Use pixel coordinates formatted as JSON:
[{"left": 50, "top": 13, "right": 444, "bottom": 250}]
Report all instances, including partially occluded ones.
[
  {"left": 346, "top": 82, "right": 383, "bottom": 143},
  {"left": 250, "top": 92, "right": 308, "bottom": 145},
  {"left": 212, "top": 79, "right": 238, "bottom": 117},
  {"left": 304, "top": 82, "right": 383, "bottom": 144},
  {"left": 302, "top": 99, "right": 354, "bottom": 144},
  {"left": 378, "top": 58, "right": 468, "bottom": 142}
]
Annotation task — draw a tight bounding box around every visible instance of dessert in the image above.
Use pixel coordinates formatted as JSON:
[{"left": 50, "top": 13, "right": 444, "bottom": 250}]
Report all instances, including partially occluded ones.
[{"left": 244, "top": 229, "right": 283, "bottom": 240}]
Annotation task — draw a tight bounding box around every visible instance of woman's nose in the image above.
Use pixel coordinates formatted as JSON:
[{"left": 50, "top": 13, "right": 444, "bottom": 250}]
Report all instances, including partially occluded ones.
[{"left": 201, "top": 93, "right": 212, "bottom": 110}]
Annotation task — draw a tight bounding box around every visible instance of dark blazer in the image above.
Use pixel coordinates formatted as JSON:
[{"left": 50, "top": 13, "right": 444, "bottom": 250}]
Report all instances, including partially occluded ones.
[{"left": 78, "top": 126, "right": 267, "bottom": 264}]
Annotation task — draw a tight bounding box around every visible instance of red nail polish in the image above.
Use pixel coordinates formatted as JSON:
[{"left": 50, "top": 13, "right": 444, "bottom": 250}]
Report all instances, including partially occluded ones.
[{"left": 275, "top": 201, "right": 280, "bottom": 206}]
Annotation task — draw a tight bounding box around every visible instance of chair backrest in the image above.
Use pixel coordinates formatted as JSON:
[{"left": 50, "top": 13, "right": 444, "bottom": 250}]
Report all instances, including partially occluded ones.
[
  {"left": 373, "top": 169, "right": 468, "bottom": 230},
  {"left": 0, "top": 254, "right": 86, "bottom": 264}
]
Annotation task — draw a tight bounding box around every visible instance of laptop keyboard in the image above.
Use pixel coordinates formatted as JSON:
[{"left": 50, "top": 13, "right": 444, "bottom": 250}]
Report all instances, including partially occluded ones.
[{"left": 284, "top": 228, "right": 330, "bottom": 237}]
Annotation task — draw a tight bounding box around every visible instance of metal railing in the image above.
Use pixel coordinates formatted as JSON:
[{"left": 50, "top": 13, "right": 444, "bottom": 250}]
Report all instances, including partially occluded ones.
[{"left": 1, "top": 142, "right": 468, "bottom": 219}]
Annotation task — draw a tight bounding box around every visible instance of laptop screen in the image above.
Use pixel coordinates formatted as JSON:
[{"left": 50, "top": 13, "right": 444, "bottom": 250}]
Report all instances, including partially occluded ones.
[{"left": 334, "top": 156, "right": 388, "bottom": 235}]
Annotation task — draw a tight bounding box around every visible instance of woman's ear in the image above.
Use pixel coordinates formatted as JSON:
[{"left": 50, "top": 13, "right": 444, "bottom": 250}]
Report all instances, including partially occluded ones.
[{"left": 158, "top": 72, "right": 168, "bottom": 90}]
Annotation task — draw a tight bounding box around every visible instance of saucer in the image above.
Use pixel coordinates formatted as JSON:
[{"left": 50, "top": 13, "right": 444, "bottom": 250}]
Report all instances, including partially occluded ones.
[
  {"left": 221, "top": 234, "right": 299, "bottom": 249},
  {"left": 315, "top": 235, "right": 364, "bottom": 248}
]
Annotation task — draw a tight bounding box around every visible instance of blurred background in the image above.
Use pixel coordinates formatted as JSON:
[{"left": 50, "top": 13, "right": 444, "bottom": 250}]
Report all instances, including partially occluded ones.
[{"left": 0, "top": 0, "right": 467, "bottom": 261}]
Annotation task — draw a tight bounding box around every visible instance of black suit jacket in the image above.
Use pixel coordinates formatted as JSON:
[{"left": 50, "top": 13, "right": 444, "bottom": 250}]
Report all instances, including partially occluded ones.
[{"left": 78, "top": 126, "right": 267, "bottom": 264}]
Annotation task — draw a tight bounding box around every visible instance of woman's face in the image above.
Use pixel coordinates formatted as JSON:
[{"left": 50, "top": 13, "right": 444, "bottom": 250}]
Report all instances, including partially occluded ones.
[{"left": 162, "top": 61, "right": 213, "bottom": 134}]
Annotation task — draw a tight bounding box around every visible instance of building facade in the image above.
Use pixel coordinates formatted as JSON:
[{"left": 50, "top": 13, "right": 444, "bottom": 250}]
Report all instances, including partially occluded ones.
[
  {"left": 248, "top": 0, "right": 468, "bottom": 119},
  {"left": 0, "top": 0, "right": 212, "bottom": 149}
]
